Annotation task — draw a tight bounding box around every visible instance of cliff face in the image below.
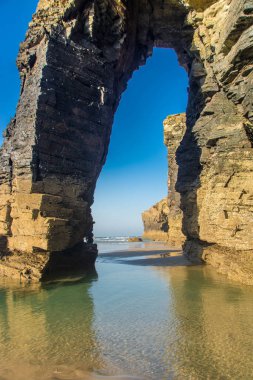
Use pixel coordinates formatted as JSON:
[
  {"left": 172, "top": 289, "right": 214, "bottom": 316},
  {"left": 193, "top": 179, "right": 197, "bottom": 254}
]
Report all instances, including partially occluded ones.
[
  {"left": 142, "top": 198, "right": 169, "bottom": 241},
  {"left": 0, "top": 0, "right": 252, "bottom": 283},
  {"left": 182, "top": 1, "right": 253, "bottom": 284},
  {"left": 142, "top": 114, "right": 186, "bottom": 246},
  {"left": 164, "top": 114, "right": 186, "bottom": 247}
]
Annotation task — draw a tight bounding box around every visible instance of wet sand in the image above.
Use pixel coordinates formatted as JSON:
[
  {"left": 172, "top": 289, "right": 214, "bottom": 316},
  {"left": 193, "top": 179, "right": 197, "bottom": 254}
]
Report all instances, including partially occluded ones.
[{"left": 98, "top": 243, "right": 193, "bottom": 267}]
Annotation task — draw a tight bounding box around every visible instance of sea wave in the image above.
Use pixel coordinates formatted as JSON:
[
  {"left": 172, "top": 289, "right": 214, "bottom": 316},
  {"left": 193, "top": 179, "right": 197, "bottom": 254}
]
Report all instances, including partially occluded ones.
[{"left": 94, "top": 236, "right": 130, "bottom": 243}]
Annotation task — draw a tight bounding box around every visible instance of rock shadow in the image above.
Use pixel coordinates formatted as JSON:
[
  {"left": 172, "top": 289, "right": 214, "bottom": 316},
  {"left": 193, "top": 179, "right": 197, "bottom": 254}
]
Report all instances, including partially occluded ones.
[{"left": 41, "top": 242, "right": 98, "bottom": 282}]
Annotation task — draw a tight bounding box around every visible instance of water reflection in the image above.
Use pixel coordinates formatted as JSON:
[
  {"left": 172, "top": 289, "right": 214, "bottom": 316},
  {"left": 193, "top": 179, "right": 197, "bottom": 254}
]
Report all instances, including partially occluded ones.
[
  {"left": 0, "top": 252, "right": 253, "bottom": 379},
  {"left": 155, "top": 265, "right": 253, "bottom": 379},
  {"left": 0, "top": 275, "right": 105, "bottom": 380}
]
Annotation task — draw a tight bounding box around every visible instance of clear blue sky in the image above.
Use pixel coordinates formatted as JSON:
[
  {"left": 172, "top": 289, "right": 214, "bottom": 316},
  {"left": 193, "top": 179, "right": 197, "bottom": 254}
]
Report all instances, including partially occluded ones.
[
  {"left": 0, "top": 1, "right": 188, "bottom": 237},
  {"left": 0, "top": 0, "right": 38, "bottom": 135}
]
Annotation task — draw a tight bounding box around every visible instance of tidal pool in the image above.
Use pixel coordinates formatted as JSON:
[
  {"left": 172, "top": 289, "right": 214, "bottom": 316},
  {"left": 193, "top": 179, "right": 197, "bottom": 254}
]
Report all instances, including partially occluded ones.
[{"left": 0, "top": 243, "right": 252, "bottom": 379}]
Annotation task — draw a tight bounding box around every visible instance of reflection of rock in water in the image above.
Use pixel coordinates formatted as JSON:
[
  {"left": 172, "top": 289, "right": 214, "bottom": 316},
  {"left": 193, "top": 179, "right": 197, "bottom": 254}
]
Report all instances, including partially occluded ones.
[
  {"left": 0, "top": 275, "right": 107, "bottom": 380},
  {"left": 155, "top": 266, "right": 253, "bottom": 379}
]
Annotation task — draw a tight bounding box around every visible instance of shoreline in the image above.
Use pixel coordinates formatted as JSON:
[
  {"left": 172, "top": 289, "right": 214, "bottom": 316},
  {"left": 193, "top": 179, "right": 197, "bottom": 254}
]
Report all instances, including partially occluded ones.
[{"left": 97, "top": 242, "right": 193, "bottom": 267}]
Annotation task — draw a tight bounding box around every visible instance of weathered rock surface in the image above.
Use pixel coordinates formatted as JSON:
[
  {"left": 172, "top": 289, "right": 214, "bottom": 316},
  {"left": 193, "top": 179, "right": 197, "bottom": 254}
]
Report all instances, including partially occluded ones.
[
  {"left": 0, "top": 0, "right": 252, "bottom": 283},
  {"left": 164, "top": 114, "right": 187, "bottom": 247},
  {"left": 142, "top": 198, "right": 169, "bottom": 241},
  {"left": 128, "top": 237, "right": 143, "bottom": 242},
  {"left": 142, "top": 114, "right": 186, "bottom": 246}
]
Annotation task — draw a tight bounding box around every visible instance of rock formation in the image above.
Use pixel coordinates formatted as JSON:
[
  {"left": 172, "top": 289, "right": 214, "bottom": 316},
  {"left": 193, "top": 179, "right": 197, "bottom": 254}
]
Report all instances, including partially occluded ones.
[
  {"left": 142, "top": 114, "right": 186, "bottom": 246},
  {"left": 164, "top": 114, "right": 187, "bottom": 247},
  {"left": 128, "top": 237, "right": 143, "bottom": 242},
  {"left": 0, "top": 0, "right": 252, "bottom": 283},
  {"left": 142, "top": 198, "right": 169, "bottom": 241}
]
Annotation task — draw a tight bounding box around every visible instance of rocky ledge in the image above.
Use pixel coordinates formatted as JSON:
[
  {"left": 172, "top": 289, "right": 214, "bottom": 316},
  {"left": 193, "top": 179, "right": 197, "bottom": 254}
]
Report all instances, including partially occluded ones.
[{"left": 0, "top": 243, "right": 97, "bottom": 281}]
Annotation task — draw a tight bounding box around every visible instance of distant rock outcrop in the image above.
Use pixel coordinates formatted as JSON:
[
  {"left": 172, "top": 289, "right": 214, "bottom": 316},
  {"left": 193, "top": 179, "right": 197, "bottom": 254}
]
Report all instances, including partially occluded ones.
[
  {"left": 142, "top": 198, "right": 169, "bottom": 241},
  {"left": 128, "top": 237, "right": 143, "bottom": 242}
]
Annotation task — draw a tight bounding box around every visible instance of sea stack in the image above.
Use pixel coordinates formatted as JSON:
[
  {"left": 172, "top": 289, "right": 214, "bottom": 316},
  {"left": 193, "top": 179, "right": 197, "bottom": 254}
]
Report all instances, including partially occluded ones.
[{"left": 142, "top": 198, "right": 169, "bottom": 242}]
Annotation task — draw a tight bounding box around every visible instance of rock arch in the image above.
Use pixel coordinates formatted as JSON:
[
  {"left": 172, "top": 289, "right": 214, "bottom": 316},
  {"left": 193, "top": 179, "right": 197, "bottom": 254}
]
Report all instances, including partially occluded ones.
[{"left": 0, "top": 0, "right": 252, "bottom": 283}]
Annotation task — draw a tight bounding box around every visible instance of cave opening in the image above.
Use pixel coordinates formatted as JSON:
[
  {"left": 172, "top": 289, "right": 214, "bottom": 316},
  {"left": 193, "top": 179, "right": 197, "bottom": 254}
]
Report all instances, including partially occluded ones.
[{"left": 92, "top": 48, "right": 188, "bottom": 239}]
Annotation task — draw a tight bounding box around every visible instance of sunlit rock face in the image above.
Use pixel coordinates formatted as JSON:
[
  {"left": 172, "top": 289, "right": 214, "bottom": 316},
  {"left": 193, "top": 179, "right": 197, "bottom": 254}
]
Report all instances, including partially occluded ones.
[
  {"left": 142, "top": 198, "right": 169, "bottom": 242},
  {"left": 164, "top": 114, "right": 186, "bottom": 247},
  {"left": 142, "top": 114, "right": 186, "bottom": 246},
  {"left": 0, "top": 0, "right": 252, "bottom": 282}
]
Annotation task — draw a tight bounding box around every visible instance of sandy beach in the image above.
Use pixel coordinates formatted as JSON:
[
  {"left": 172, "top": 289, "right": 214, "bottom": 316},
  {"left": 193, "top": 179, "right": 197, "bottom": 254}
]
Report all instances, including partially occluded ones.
[{"left": 98, "top": 242, "right": 193, "bottom": 267}]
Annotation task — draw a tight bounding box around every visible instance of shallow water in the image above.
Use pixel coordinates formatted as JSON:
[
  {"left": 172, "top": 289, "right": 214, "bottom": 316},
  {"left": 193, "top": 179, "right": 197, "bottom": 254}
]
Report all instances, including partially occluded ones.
[
  {"left": 0, "top": 243, "right": 253, "bottom": 379},
  {"left": 94, "top": 237, "right": 151, "bottom": 253}
]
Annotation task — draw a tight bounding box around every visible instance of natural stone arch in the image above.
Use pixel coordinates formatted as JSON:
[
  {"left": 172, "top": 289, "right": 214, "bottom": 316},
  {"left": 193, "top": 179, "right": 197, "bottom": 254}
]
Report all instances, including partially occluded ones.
[{"left": 0, "top": 0, "right": 252, "bottom": 283}]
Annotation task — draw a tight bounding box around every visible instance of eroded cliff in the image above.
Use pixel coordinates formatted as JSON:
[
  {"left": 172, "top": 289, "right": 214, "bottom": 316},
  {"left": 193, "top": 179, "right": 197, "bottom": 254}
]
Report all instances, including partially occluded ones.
[
  {"left": 0, "top": 0, "right": 252, "bottom": 283},
  {"left": 164, "top": 114, "right": 186, "bottom": 247},
  {"left": 142, "top": 198, "right": 169, "bottom": 241},
  {"left": 142, "top": 114, "right": 186, "bottom": 246}
]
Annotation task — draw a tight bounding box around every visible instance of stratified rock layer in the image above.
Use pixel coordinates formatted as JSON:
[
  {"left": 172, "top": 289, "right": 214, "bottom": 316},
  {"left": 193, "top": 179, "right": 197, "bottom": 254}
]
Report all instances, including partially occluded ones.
[
  {"left": 142, "top": 114, "right": 186, "bottom": 246},
  {"left": 0, "top": 0, "right": 252, "bottom": 283},
  {"left": 142, "top": 198, "right": 169, "bottom": 241},
  {"left": 164, "top": 114, "right": 186, "bottom": 247}
]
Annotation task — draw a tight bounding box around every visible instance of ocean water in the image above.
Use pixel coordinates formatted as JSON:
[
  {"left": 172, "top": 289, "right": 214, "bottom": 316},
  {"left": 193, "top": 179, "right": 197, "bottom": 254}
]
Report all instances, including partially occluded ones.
[
  {"left": 0, "top": 239, "right": 252, "bottom": 379},
  {"left": 95, "top": 236, "right": 136, "bottom": 253},
  {"left": 94, "top": 236, "right": 167, "bottom": 254}
]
